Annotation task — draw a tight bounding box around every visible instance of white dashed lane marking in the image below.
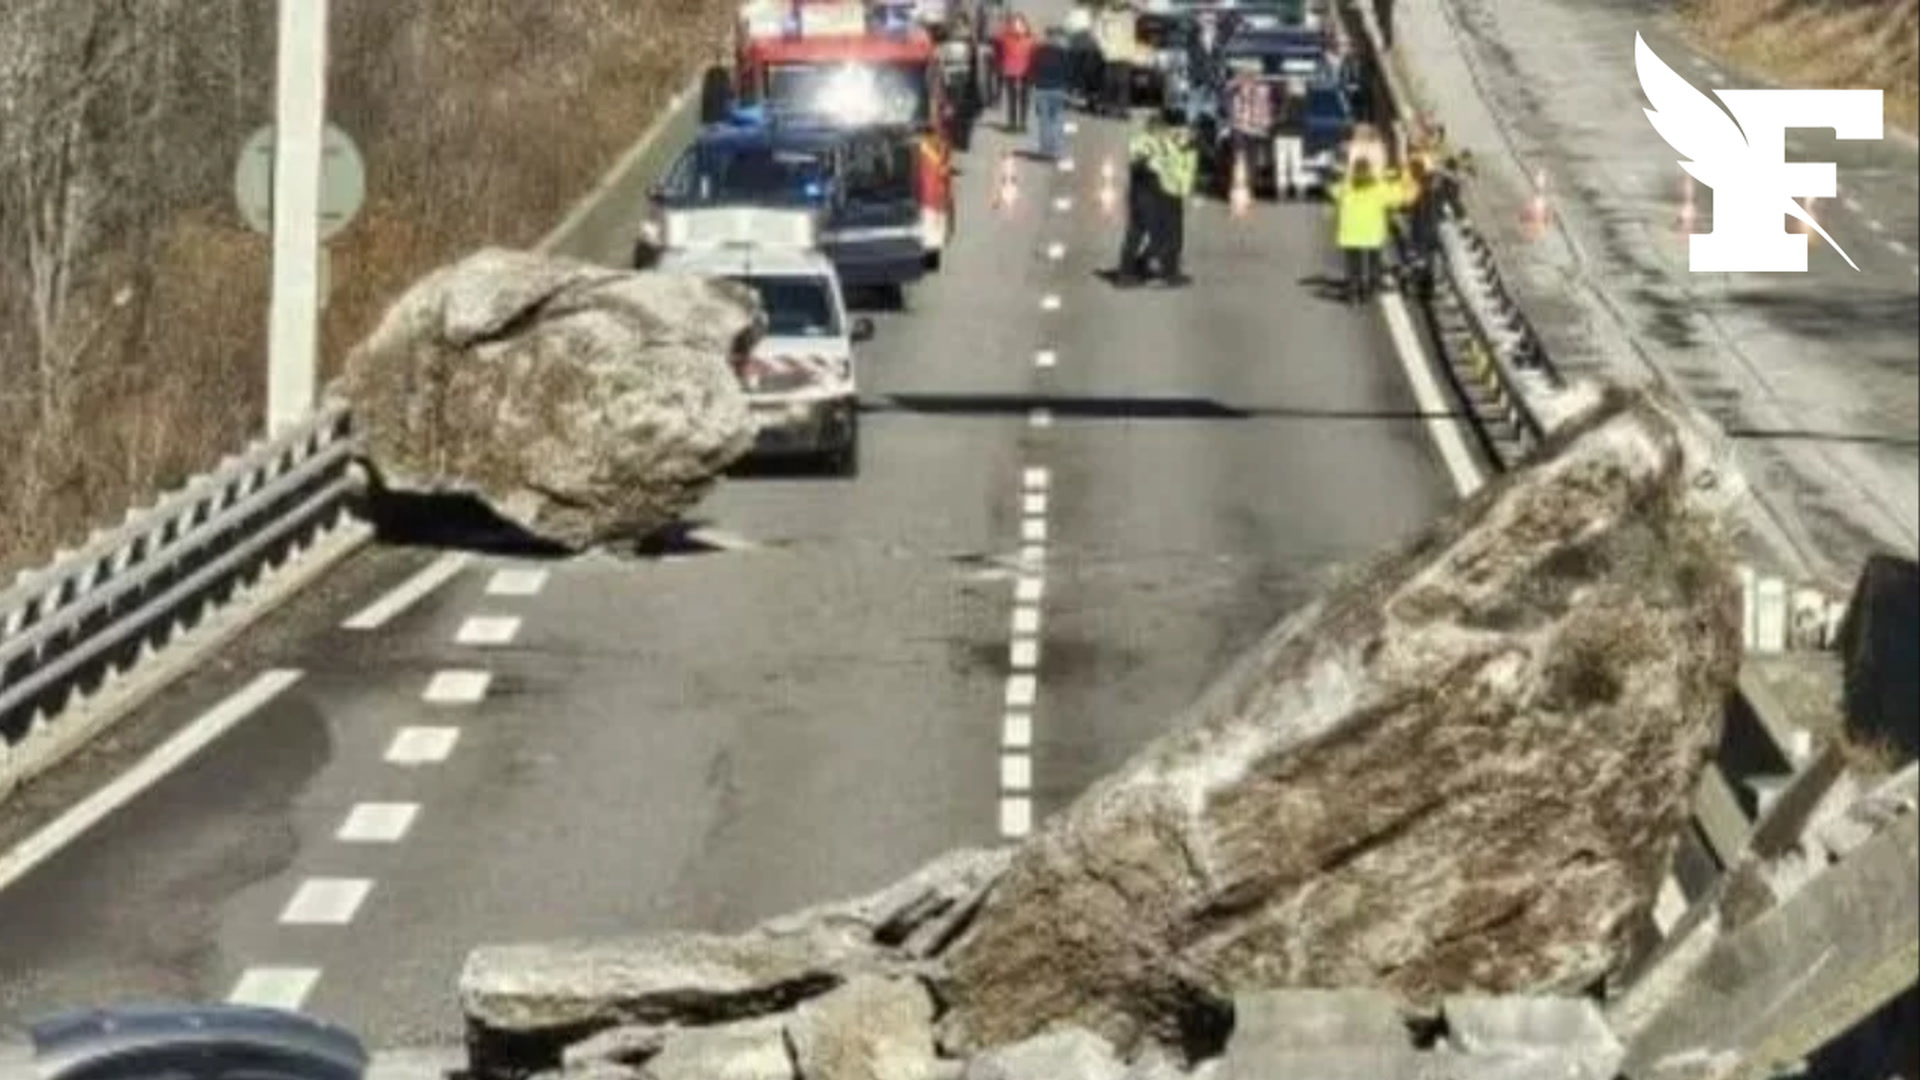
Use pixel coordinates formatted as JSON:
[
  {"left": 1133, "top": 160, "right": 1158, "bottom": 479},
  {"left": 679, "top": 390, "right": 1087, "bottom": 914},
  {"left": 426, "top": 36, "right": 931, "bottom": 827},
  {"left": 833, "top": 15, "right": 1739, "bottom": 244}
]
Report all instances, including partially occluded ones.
[
  {"left": 228, "top": 967, "right": 322, "bottom": 1009},
  {"left": 1019, "top": 544, "right": 1046, "bottom": 567},
  {"left": 280, "top": 877, "right": 373, "bottom": 925},
  {"left": 456, "top": 615, "right": 522, "bottom": 646},
  {"left": 1041, "top": 294, "right": 1062, "bottom": 311},
  {"left": 1887, "top": 239, "right": 1910, "bottom": 255},
  {"left": 423, "top": 669, "right": 491, "bottom": 704},
  {"left": 1030, "top": 407, "right": 1054, "bottom": 428},
  {"left": 1021, "top": 518, "right": 1049, "bottom": 542},
  {"left": 1006, "top": 674, "right": 1038, "bottom": 709},
  {"left": 1000, "top": 797, "right": 1033, "bottom": 838},
  {"left": 385, "top": 726, "right": 460, "bottom": 765},
  {"left": 1014, "top": 576, "right": 1045, "bottom": 603},
  {"left": 1844, "top": 196, "right": 1865, "bottom": 214},
  {"left": 1024, "top": 467, "right": 1050, "bottom": 491},
  {"left": 1867, "top": 218, "right": 1886, "bottom": 233},
  {"left": 1023, "top": 491, "right": 1049, "bottom": 515},
  {"left": 1010, "top": 638, "right": 1040, "bottom": 670},
  {"left": 1012, "top": 606, "right": 1042, "bottom": 635},
  {"left": 336, "top": 802, "right": 420, "bottom": 843},
  {"left": 342, "top": 554, "right": 470, "bottom": 630},
  {"left": 1036, "top": 348, "right": 1058, "bottom": 368},
  {"left": 1004, "top": 713, "right": 1033, "bottom": 749},
  {"left": 1046, "top": 241, "right": 1066, "bottom": 260},
  {"left": 1000, "top": 753, "right": 1033, "bottom": 791},
  {"left": 1059, "top": 157, "right": 1076, "bottom": 173},
  {"left": 486, "top": 568, "right": 549, "bottom": 596},
  {"left": 1063, "top": 120, "right": 1079, "bottom": 135},
  {"left": 1053, "top": 196, "right": 1073, "bottom": 212},
  {"left": 0, "top": 670, "right": 301, "bottom": 897}
]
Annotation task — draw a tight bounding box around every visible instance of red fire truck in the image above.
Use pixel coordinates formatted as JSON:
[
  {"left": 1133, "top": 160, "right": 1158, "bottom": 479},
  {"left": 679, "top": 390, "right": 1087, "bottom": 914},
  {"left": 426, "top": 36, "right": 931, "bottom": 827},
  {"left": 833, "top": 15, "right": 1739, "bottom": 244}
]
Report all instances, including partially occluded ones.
[{"left": 730, "top": 1, "right": 957, "bottom": 270}]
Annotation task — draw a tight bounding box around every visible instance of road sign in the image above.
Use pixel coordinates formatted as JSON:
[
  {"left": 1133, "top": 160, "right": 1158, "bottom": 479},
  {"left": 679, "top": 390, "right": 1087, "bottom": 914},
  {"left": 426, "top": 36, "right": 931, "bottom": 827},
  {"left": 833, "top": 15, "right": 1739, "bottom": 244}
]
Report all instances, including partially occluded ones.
[{"left": 235, "top": 122, "right": 365, "bottom": 239}]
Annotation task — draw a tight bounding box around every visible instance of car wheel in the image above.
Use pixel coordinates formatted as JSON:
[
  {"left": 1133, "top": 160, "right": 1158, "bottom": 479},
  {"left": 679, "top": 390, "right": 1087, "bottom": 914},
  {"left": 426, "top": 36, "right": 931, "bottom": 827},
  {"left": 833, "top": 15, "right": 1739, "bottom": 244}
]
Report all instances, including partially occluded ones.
[
  {"left": 924, "top": 250, "right": 943, "bottom": 272},
  {"left": 828, "top": 414, "right": 860, "bottom": 476}
]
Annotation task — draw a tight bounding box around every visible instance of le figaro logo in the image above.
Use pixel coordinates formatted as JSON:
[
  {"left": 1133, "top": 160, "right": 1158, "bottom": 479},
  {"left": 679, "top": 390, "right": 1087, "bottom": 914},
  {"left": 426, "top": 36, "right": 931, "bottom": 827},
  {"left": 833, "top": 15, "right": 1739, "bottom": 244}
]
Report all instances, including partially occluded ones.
[{"left": 1636, "top": 33, "right": 1882, "bottom": 273}]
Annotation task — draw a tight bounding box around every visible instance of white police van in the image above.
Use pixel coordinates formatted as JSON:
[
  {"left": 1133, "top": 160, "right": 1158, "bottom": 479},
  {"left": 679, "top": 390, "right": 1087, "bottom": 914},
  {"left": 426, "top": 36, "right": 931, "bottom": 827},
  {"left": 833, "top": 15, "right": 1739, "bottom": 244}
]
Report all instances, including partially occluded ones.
[{"left": 655, "top": 206, "right": 873, "bottom": 476}]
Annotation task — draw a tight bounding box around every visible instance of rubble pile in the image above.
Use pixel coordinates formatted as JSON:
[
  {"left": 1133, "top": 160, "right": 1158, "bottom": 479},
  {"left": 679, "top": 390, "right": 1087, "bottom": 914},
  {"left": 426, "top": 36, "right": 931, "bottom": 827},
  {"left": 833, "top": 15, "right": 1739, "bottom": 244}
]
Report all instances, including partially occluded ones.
[
  {"left": 340, "top": 248, "right": 760, "bottom": 550},
  {"left": 458, "top": 384, "right": 1750, "bottom": 1080}
]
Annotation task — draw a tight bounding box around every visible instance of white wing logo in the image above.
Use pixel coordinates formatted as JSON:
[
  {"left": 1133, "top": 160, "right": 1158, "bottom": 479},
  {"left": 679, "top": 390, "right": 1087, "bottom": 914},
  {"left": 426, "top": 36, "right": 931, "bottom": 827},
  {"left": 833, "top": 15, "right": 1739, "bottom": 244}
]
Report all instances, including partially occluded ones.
[{"left": 1635, "top": 33, "right": 1859, "bottom": 270}]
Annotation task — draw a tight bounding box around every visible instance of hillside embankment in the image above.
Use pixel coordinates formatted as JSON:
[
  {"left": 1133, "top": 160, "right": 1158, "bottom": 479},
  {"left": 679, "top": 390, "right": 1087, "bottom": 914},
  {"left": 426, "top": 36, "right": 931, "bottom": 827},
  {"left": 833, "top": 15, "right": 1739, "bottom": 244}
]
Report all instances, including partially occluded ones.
[
  {"left": 0, "top": 0, "right": 728, "bottom": 577},
  {"left": 1682, "top": 0, "right": 1920, "bottom": 132}
]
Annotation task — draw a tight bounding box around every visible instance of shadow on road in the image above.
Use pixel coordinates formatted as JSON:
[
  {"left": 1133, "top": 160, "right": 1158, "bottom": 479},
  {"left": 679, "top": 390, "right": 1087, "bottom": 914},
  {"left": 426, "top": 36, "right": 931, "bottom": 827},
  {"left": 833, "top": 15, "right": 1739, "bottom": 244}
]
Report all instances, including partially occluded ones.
[
  {"left": 353, "top": 489, "right": 573, "bottom": 558},
  {"left": 864, "top": 392, "right": 1462, "bottom": 422}
]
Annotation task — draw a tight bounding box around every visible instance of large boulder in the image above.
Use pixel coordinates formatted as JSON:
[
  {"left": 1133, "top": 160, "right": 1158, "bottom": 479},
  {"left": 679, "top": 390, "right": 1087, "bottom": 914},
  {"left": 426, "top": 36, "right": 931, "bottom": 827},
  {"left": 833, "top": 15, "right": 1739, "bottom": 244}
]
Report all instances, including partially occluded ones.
[
  {"left": 340, "top": 247, "right": 759, "bottom": 549},
  {"left": 463, "top": 849, "right": 1009, "bottom": 1079},
  {"left": 933, "top": 383, "right": 1747, "bottom": 1056}
]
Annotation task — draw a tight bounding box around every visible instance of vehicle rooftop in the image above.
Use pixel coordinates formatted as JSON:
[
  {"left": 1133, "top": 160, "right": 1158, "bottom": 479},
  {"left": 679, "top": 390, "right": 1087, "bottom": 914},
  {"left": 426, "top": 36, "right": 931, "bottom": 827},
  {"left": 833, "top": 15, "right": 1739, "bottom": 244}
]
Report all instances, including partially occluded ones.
[{"left": 658, "top": 245, "right": 837, "bottom": 280}]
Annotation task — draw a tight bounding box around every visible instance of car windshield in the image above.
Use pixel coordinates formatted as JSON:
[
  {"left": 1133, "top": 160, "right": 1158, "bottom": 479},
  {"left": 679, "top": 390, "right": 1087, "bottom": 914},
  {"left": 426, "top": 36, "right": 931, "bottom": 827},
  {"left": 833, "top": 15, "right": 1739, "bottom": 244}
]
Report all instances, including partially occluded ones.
[
  {"left": 765, "top": 62, "right": 930, "bottom": 128},
  {"left": 673, "top": 143, "right": 827, "bottom": 204},
  {"left": 732, "top": 275, "right": 840, "bottom": 338}
]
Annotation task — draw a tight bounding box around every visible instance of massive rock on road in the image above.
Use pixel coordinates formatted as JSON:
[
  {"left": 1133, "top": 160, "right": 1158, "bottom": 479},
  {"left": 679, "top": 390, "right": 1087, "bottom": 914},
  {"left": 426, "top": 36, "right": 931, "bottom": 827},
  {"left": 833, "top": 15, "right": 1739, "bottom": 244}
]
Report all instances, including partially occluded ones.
[
  {"left": 340, "top": 247, "right": 759, "bottom": 549},
  {"left": 934, "top": 383, "right": 1749, "bottom": 1057}
]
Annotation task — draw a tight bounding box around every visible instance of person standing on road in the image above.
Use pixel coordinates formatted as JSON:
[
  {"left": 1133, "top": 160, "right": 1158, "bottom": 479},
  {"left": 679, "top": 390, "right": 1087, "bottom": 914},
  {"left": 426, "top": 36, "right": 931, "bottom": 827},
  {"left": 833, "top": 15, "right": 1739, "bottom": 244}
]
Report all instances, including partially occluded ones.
[
  {"left": 997, "top": 14, "right": 1038, "bottom": 132},
  {"left": 1030, "top": 27, "right": 1073, "bottom": 159},
  {"left": 941, "top": 12, "right": 980, "bottom": 151},
  {"left": 1226, "top": 65, "right": 1272, "bottom": 197},
  {"left": 1329, "top": 155, "right": 1416, "bottom": 304},
  {"left": 1146, "top": 119, "right": 1198, "bottom": 286},
  {"left": 1091, "top": 0, "right": 1139, "bottom": 117},
  {"left": 1111, "top": 115, "right": 1163, "bottom": 281}
]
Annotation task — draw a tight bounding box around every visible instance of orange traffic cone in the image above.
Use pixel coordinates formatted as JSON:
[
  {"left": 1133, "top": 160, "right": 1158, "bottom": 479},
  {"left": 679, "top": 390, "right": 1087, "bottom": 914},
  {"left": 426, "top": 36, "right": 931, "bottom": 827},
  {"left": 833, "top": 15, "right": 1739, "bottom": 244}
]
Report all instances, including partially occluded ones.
[
  {"left": 1097, "top": 156, "right": 1118, "bottom": 217},
  {"left": 992, "top": 152, "right": 1018, "bottom": 211},
  {"left": 1229, "top": 151, "right": 1252, "bottom": 218},
  {"left": 1521, "top": 167, "right": 1550, "bottom": 238}
]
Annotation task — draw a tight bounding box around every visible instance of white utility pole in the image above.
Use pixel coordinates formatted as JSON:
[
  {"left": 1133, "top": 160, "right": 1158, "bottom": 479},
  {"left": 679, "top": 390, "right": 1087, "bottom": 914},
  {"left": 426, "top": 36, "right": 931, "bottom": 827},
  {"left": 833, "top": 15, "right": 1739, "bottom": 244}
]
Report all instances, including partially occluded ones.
[{"left": 266, "top": 0, "right": 328, "bottom": 437}]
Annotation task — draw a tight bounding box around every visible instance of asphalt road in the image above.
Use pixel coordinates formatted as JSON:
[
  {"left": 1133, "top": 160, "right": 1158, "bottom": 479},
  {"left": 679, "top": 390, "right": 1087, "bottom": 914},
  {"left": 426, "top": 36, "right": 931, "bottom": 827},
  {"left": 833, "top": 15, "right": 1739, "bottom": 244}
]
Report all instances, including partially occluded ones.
[{"left": 0, "top": 103, "right": 1457, "bottom": 1046}]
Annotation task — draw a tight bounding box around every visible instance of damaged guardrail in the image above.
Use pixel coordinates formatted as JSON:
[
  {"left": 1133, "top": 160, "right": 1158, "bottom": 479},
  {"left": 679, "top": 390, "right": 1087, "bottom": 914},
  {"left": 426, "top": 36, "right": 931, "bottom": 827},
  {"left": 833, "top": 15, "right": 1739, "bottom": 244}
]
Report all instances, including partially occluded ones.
[{"left": 0, "top": 405, "right": 362, "bottom": 799}]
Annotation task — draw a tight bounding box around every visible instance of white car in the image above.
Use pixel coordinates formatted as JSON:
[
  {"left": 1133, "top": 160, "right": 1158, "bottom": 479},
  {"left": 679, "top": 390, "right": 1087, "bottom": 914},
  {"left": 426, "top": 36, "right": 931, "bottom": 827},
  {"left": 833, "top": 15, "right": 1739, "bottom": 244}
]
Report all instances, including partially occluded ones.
[{"left": 656, "top": 210, "right": 872, "bottom": 476}]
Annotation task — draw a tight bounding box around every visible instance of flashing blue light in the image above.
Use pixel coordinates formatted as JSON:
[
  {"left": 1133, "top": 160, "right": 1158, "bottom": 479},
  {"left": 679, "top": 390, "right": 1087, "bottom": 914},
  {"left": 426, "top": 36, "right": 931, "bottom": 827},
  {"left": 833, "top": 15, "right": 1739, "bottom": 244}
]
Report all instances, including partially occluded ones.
[{"left": 802, "top": 180, "right": 826, "bottom": 199}]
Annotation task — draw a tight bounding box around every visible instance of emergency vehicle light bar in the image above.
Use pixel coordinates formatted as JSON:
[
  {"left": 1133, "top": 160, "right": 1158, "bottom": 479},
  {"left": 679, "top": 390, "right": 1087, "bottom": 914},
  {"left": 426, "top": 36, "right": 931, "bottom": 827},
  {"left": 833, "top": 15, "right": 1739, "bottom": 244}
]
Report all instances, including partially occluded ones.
[
  {"left": 741, "top": 0, "right": 868, "bottom": 40},
  {"left": 662, "top": 207, "right": 818, "bottom": 252}
]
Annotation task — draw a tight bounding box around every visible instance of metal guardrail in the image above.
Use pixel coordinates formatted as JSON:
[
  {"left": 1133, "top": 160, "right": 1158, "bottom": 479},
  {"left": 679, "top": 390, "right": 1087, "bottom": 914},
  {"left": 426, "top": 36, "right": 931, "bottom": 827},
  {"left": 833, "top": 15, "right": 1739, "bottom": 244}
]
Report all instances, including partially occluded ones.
[
  {"left": 0, "top": 65, "right": 715, "bottom": 802},
  {"left": 0, "top": 404, "right": 357, "bottom": 784}
]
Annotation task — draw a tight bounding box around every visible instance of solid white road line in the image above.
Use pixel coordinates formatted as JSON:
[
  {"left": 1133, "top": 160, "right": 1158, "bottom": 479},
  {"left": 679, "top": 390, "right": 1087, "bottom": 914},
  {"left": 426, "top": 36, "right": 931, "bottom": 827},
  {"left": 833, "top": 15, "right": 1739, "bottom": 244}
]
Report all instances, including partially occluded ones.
[
  {"left": 280, "top": 877, "right": 373, "bottom": 925},
  {"left": 1022, "top": 492, "right": 1049, "bottom": 515},
  {"left": 336, "top": 802, "right": 420, "bottom": 843},
  {"left": 1003, "top": 713, "right": 1033, "bottom": 749},
  {"left": 1011, "top": 638, "right": 1040, "bottom": 670},
  {"left": 1035, "top": 348, "right": 1058, "bottom": 368},
  {"left": 422, "top": 669, "right": 492, "bottom": 704},
  {"left": 1015, "top": 576, "right": 1045, "bottom": 603},
  {"left": 1380, "top": 294, "right": 1486, "bottom": 498},
  {"left": 1023, "top": 467, "right": 1051, "bottom": 491},
  {"left": 1005, "top": 674, "right": 1038, "bottom": 709},
  {"left": 1030, "top": 408, "right": 1054, "bottom": 428},
  {"left": 228, "top": 967, "right": 322, "bottom": 1010},
  {"left": 1012, "top": 606, "right": 1042, "bottom": 635},
  {"left": 1000, "top": 797, "right": 1033, "bottom": 838},
  {"left": 1022, "top": 518, "right": 1050, "bottom": 542},
  {"left": 1001, "top": 753, "right": 1033, "bottom": 791},
  {"left": 386, "top": 726, "right": 460, "bottom": 765},
  {"left": 456, "top": 615, "right": 522, "bottom": 646},
  {"left": 0, "top": 670, "right": 302, "bottom": 897},
  {"left": 342, "top": 554, "right": 470, "bottom": 630},
  {"left": 486, "top": 568, "right": 549, "bottom": 596}
]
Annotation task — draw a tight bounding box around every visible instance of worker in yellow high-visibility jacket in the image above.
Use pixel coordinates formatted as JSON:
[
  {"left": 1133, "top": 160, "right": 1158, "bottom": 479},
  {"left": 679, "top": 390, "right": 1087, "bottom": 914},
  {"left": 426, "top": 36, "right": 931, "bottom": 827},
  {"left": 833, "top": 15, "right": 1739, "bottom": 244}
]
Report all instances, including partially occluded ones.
[{"left": 1329, "top": 155, "right": 1418, "bottom": 305}]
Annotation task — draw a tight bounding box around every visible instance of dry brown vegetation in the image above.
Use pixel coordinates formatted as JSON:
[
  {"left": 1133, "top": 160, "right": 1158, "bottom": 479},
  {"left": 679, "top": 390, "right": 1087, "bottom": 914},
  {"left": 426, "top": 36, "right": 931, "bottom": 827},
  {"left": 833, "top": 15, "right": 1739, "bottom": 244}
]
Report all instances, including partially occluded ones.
[
  {"left": 1682, "top": 0, "right": 1920, "bottom": 133},
  {"left": 0, "top": 0, "right": 730, "bottom": 578}
]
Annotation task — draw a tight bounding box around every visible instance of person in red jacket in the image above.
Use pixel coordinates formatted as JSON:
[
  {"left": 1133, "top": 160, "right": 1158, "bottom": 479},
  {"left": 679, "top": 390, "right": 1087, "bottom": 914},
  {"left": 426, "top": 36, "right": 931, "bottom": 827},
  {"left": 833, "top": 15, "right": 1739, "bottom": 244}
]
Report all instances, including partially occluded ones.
[{"left": 996, "top": 13, "right": 1037, "bottom": 133}]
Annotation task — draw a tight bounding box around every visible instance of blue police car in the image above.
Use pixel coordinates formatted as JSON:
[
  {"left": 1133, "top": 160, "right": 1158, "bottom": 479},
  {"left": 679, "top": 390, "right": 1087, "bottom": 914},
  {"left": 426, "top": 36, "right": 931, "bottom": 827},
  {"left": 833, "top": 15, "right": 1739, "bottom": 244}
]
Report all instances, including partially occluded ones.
[{"left": 637, "top": 111, "right": 927, "bottom": 298}]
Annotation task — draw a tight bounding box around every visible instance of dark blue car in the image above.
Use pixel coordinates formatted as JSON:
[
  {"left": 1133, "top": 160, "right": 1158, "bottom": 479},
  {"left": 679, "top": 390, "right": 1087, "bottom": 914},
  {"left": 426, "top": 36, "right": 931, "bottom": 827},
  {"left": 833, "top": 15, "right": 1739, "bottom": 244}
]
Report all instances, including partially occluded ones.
[{"left": 637, "top": 115, "right": 926, "bottom": 294}]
